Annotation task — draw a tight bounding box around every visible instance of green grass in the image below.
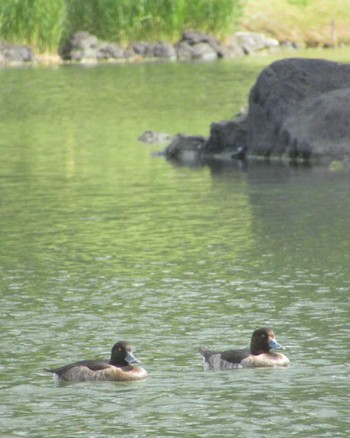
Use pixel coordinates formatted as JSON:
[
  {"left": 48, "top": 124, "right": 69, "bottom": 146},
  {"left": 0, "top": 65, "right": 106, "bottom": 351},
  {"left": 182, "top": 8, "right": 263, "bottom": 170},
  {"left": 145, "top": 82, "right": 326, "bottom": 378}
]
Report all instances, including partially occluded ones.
[
  {"left": 0, "top": 0, "right": 66, "bottom": 53},
  {"left": 63, "top": 0, "right": 243, "bottom": 43}
]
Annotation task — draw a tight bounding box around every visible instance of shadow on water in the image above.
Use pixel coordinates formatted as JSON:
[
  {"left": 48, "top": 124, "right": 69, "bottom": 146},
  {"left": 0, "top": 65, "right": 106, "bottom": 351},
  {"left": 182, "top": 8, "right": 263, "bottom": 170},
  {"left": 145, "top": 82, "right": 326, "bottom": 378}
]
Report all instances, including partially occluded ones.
[
  {"left": 165, "top": 151, "right": 350, "bottom": 273},
  {"left": 165, "top": 151, "right": 333, "bottom": 183}
]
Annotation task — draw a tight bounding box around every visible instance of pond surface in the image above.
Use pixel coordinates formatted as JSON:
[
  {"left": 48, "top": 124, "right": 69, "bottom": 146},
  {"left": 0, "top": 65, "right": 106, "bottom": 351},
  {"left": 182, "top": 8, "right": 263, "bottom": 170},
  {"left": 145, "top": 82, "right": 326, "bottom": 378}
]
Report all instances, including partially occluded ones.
[{"left": 1, "top": 50, "right": 350, "bottom": 437}]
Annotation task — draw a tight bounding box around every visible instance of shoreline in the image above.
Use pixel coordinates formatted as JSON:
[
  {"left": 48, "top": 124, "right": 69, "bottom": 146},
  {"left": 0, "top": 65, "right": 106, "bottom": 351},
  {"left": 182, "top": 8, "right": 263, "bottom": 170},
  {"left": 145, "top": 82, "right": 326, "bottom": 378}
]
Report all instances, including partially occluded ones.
[{"left": 2, "top": 29, "right": 349, "bottom": 69}]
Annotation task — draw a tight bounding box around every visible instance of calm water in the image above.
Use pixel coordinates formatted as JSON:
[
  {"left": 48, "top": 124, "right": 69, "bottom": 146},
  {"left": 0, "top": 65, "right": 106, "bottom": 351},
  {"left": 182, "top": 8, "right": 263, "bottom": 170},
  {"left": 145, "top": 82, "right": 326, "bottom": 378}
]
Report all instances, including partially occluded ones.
[{"left": 1, "top": 50, "right": 350, "bottom": 437}]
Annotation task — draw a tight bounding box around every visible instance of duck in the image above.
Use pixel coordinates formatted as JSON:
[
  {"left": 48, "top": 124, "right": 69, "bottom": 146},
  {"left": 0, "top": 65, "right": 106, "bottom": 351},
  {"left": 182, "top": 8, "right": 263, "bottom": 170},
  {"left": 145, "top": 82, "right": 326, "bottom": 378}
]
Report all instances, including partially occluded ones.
[
  {"left": 199, "top": 327, "right": 290, "bottom": 370},
  {"left": 45, "top": 341, "right": 148, "bottom": 382}
]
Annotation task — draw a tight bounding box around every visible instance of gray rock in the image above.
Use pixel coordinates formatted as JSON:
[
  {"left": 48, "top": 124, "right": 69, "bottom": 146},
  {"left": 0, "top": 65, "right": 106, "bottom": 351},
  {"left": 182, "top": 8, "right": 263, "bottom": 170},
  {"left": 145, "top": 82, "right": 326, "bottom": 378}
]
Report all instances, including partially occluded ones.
[
  {"left": 0, "top": 41, "right": 34, "bottom": 63},
  {"left": 60, "top": 31, "right": 126, "bottom": 61},
  {"left": 59, "top": 30, "right": 286, "bottom": 65},
  {"left": 203, "top": 118, "right": 248, "bottom": 159},
  {"left": 164, "top": 134, "right": 207, "bottom": 163},
  {"left": 175, "top": 30, "right": 225, "bottom": 61},
  {"left": 248, "top": 58, "right": 350, "bottom": 159},
  {"left": 169, "top": 58, "right": 350, "bottom": 165},
  {"left": 181, "top": 30, "right": 225, "bottom": 55},
  {"left": 152, "top": 42, "right": 177, "bottom": 60},
  {"left": 176, "top": 41, "right": 218, "bottom": 61},
  {"left": 130, "top": 42, "right": 151, "bottom": 57},
  {"left": 131, "top": 42, "right": 177, "bottom": 60},
  {"left": 97, "top": 42, "right": 125, "bottom": 59},
  {"left": 233, "top": 32, "right": 279, "bottom": 55},
  {"left": 281, "top": 88, "right": 350, "bottom": 159}
]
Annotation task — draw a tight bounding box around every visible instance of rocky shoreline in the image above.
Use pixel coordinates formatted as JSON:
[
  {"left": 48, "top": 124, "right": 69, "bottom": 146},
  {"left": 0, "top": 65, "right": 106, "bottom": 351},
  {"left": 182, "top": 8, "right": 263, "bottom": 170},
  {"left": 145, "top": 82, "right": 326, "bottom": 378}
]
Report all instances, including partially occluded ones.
[{"left": 0, "top": 29, "right": 287, "bottom": 66}]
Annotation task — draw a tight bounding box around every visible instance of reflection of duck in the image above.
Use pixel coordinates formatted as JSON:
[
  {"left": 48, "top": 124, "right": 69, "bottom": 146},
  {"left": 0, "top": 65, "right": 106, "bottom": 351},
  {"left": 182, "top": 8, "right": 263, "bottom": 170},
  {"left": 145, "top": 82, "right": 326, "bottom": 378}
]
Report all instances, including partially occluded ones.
[
  {"left": 46, "top": 341, "right": 148, "bottom": 382},
  {"left": 199, "top": 327, "right": 290, "bottom": 369}
]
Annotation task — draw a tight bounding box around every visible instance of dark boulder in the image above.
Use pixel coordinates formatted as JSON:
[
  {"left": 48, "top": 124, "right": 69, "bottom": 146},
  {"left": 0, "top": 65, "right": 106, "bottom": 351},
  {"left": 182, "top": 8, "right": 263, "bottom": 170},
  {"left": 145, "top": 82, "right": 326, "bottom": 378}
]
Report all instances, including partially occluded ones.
[
  {"left": 248, "top": 58, "right": 350, "bottom": 159},
  {"left": 164, "top": 134, "right": 207, "bottom": 164},
  {"left": 203, "top": 112, "right": 248, "bottom": 160},
  {"left": 163, "top": 58, "right": 350, "bottom": 166},
  {"left": 281, "top": 88, "right": 350, "bottom": 159}
]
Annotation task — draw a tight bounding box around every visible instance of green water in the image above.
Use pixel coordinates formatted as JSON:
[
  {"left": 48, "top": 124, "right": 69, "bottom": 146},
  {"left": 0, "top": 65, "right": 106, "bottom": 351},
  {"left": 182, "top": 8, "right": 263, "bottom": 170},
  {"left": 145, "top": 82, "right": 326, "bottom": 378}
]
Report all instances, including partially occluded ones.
[{"left": 1, "top": 52, "right": 350, "bottom": 437}]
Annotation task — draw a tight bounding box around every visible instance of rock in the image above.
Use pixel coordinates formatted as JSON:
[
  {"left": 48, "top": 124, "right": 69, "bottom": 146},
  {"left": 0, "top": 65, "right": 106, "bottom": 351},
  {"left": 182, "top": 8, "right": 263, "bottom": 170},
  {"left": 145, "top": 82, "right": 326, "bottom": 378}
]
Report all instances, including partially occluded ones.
[
  {"left": 248, "top": 58, "right": 350, "bottom": 159},
  {"left": 97, "top": 42, "right": 125, "bottom": 59},
  {"left": 164, "top": 134, "right": 207, "bottom": 163},
  {"left": 60, "top": 31, "right": 97, "bottom": 60},
  {"left": 0, "top": 41, "right": 34, "bottom": 63},
  {"left": 176, "top": 41, "right": 219, "bottom": 61},
  {"left": 130, "top": 42, "right": 177, "bottom": 60},
  {"left": 61, "top": 32, "right": 179, "bottom": 62},
  {"left": 281, "top": 88, "right": 350, "bottom": 159},
  {"left": 60, "top": 31, "right": 127, "bottom": 61},
  {"left": 58, "top": 30, "right": 289, "bottom": 65},
  {"left": 203, "top": 118, "right": 248, "bottom": 160},
  {"left": 130, "top": 42, "right": 151, "bottom": 57},
  {"left": 279, "top": 40, "right": 303, "bottom": 50},
  {"left": 166, "top": 58, "right": 350, "bottom": 166},
  {"left": 232, "top": 32, "right": 279, "bottom": 55},
  {"left": 175, "top": 30, "right": 226, "bottom": 61},
  {"left": 183, "top": 30, "right": 225, "bottom": 55},
  {"left": 152, "top": 42, "right": 177, "bottom": 60}
]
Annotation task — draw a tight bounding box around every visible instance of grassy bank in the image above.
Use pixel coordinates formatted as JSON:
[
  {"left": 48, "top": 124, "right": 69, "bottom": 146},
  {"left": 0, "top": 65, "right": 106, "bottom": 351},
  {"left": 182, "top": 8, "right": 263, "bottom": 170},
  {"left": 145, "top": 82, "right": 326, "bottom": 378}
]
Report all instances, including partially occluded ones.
[
  {"left": 241, "top": 0, "right": 350, "bottom": 47},
  {"left": 0, "top": 0, "right": 243, "bottom": 54},
  {"left": 1, "top": 0, "right": 350, "bottom": 54}
]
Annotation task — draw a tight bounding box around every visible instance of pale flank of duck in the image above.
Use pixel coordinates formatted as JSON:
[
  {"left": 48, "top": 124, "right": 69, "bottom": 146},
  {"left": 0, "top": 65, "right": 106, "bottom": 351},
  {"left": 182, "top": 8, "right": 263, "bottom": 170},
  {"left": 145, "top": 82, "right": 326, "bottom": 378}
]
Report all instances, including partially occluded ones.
[
  {"left": 46, "top": 341, "right": 148, "bottom": 382},
  {"left": 199, "top": 328, "right": 290, "bottom": 370},
  {"left": 54, "top": 363, "right": 148, "bottom": 382}
]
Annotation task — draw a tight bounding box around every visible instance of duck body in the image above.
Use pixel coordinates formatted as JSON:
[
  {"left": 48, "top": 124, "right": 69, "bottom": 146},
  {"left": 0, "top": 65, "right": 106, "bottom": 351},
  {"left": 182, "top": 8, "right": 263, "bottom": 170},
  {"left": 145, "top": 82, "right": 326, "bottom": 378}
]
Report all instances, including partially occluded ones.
[
  {"left": 46, "top": 341, "right": 148, "bottom": 382},
  {"left": 199, "top": 328, "right": 290, "bottom": 370}
]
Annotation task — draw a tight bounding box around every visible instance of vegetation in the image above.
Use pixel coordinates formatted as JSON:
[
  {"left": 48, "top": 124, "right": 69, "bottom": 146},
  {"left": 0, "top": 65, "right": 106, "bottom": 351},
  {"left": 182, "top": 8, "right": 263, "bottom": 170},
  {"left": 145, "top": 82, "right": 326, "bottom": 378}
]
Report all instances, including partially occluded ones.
[
  {"left": 241, "top": 0, "right": 350, "bottom": 47},
  {"left": 0, "top": 0, "right": 66, "bottom": 53},
  {"left": 1, "top": 0, "right": 350, "bottom": 54},
  {"left": 64, "top": 0, "right": 243, "bottom": 43},
  {"left": 0, "top": 0, "right": 243, "bottom": 54}
]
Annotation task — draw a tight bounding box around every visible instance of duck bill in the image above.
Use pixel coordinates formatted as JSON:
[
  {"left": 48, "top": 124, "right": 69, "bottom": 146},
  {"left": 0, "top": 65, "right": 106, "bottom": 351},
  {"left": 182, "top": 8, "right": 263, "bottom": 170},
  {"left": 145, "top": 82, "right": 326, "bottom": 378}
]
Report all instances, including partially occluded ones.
[
  {"left": 268, "top": 338, "right": 285, "bottom": 350},
  {"left": 126, "top": 351, "right": 140, "bottom": 364}
]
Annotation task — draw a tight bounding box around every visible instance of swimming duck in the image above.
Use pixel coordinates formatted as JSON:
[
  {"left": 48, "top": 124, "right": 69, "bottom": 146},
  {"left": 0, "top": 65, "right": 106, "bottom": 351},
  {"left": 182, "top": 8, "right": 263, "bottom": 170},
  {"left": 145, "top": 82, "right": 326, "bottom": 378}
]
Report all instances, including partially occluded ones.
[
  {"left": 46, "top": 341, "right": 148, "bottom": 382},
  {"left": 199, "top": 327, "right": 290, "bottom": 370}
]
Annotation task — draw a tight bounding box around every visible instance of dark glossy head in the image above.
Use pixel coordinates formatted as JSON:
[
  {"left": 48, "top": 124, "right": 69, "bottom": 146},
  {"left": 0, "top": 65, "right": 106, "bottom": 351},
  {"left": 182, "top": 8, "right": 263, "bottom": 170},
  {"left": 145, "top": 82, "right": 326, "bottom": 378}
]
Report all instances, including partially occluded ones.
[
  {"left": 109, "top": 341, "right": 140, "bottom": 366},
  {"left": 250, "top": 328, "right": 285, "bottom": 355}
]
